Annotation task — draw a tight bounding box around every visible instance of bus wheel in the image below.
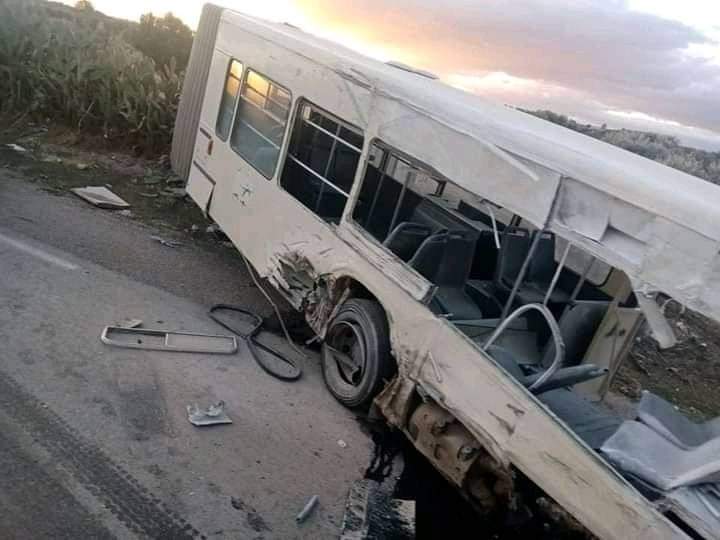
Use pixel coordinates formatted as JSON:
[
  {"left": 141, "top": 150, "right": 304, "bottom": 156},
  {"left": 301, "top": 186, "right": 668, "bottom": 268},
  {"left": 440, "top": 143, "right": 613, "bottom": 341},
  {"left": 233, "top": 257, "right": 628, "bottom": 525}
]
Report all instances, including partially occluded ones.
[{"left": 321, "top": 299, "right": 394, "bottom": 408}]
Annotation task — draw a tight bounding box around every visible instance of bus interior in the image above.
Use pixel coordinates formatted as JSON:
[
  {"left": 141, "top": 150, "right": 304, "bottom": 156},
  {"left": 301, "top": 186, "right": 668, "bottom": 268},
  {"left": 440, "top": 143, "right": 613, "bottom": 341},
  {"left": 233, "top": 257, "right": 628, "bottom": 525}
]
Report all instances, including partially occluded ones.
[{"left": 295, "top": 137, "right": 720, "bottom": 521}]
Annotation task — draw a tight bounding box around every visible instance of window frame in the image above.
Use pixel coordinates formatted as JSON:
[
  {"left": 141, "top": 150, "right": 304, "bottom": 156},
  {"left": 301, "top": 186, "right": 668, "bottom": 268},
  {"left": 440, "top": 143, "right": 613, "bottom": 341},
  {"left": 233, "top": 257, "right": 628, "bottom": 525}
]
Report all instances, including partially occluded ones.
[
  {"left": 350, "top": 138, "right": 446, "bottom": 241},
  {"left": 229, "top": 68, "right": 292, "bottom": 180},
  {"left": 279, "top": 99, "right": 365, "bottom": 218},
  {"left": 215, "top": 58, "right": 244, "bottom": 142}
]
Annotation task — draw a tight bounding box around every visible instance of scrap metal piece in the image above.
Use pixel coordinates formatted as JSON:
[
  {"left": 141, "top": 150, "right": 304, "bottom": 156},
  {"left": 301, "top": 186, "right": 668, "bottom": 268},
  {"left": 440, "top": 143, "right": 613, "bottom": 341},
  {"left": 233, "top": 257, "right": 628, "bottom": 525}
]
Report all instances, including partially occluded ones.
[
  {"left": 150, "top": 235, "right": 183, "bottom": 248},
  {"left": 187, "top": 401, "right": 233, "bottom": 426},
  {"left": 71, "top": 186, "right": 130, "bottom": 209},
  {"left": 101, "top": 326, "right": 238, "bottom": 354},
  {"left": 296, "top": 495, "right": 319, "bottom": 523}
]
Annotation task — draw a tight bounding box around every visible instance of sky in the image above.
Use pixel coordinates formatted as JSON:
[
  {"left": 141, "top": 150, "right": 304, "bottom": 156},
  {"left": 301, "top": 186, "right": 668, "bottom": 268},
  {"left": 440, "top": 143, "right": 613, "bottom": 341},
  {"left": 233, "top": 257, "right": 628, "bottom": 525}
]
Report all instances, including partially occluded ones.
[{"left": 63, "top": 0, "right": 720, "bottom": 150}]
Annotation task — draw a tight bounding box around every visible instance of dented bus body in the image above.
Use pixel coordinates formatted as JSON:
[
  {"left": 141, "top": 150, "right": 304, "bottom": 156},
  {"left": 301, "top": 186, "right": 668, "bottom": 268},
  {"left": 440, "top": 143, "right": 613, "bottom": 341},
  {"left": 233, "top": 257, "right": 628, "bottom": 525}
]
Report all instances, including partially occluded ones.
[{"left": 171, "top": 5, "right": 720, "bottom": 538}]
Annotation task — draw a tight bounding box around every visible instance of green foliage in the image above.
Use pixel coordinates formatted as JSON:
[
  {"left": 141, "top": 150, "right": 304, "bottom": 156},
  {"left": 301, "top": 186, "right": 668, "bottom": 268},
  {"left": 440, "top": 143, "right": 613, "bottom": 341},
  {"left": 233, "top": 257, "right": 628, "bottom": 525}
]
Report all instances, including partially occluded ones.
[
  {"left": 0, "top": 0, "right": 183, "bottom": 154},
  {"left": 525, "top": 109, "right": 720, "bottom": 184},
  {"left": 127, "top": 13, "right": 194, "bottom": 72}
]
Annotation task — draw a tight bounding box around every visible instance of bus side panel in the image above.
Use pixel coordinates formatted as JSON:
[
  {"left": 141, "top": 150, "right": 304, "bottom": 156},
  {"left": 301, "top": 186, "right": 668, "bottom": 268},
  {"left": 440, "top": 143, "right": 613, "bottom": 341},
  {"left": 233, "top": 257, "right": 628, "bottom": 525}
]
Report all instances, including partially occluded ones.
[{"left": 171, "top": 3, "right": 223, "bottom": 181}]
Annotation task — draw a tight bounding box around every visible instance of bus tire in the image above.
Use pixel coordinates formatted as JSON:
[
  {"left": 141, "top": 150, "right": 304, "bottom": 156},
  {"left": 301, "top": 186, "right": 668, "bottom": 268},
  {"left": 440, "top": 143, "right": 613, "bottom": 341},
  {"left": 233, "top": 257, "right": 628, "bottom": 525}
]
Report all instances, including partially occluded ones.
[{"left": 321, "top": 299, "right": 394, "bottom": 408}]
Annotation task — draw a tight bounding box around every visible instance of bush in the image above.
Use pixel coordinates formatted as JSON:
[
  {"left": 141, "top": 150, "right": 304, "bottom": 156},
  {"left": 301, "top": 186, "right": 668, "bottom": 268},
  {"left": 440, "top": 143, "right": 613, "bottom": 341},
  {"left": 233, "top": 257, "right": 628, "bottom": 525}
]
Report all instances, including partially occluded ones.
[
  {"left": 524, "top": 109, "right": 720, "bottom": 184},
  {"left": 127, "top": 13, "right": 193, "bottom": 72},
  {"left": 0, "top": 0, "right": 183, "bottom": 154}
]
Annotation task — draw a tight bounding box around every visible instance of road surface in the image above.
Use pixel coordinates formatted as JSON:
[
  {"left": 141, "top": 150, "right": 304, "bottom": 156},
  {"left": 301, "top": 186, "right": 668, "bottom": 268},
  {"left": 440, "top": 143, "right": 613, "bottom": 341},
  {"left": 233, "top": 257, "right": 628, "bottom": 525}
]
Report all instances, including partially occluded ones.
[{"left": 0, "top": 174, "right": 374, "bottom": 539}]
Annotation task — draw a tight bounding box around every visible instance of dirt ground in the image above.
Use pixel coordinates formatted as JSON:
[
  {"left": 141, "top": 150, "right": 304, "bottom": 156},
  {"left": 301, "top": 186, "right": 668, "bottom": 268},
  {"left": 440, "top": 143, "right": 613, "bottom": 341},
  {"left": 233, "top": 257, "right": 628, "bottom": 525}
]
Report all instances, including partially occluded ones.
[
  {"left": 614, "top": 300, "right": 720, "bottom": 420},
  {"left": 4, "top": 123, "right": 720, "bottom": 424}
]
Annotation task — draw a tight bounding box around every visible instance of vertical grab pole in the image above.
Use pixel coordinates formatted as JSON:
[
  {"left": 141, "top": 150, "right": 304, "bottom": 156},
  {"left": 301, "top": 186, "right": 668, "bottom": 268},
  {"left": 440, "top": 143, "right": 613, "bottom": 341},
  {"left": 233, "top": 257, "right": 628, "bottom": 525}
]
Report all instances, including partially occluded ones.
[{"left": 543, "top": 241, "right": 572, "bottom": 306}]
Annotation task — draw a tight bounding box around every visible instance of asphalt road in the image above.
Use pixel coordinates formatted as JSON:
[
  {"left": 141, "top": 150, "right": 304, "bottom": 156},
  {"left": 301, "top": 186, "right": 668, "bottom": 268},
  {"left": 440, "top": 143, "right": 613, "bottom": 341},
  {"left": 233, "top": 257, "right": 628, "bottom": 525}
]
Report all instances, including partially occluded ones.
[{"left": 0, "top": 174, "right": 374, "bottom": 539}]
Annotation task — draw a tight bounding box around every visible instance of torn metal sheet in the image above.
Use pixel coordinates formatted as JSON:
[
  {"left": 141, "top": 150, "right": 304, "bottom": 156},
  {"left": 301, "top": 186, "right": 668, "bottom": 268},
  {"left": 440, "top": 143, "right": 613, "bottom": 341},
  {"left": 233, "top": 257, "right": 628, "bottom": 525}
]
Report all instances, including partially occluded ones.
[
  {"left": 187, "top": 401, "right": 233, "bottom": 426},
  {"left": 101, "top": 326, "right": 238, "bottom": 354},
  {"left": 71, "top": 186, "right": 130, "bottom": 209}
]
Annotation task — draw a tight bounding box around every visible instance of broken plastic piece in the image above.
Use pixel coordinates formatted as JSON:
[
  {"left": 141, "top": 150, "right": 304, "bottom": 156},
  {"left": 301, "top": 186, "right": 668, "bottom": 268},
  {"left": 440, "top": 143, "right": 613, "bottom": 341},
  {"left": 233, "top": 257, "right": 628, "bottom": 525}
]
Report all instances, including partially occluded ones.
[
  {"left": 101, "top": 326, "right": 238, "bottom": 354},
  {"left": 296, "top": 495, "right": 319, "bottom": 523},
  {"left": 187, "top": 401, "right": 233, "bottom": 426},
  {"left": 71, "top": 186, "right": 130, "bottom": 209}
]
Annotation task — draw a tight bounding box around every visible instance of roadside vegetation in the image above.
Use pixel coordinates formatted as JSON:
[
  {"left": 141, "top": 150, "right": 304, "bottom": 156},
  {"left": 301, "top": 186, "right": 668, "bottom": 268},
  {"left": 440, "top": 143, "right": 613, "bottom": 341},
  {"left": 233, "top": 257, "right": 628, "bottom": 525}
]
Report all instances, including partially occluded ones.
[
  {"left": 525, "top": 109, "right": 720, "bottom": 184},
  {"left": 0, "top": 0, "right": 192, "bottom": 154}
]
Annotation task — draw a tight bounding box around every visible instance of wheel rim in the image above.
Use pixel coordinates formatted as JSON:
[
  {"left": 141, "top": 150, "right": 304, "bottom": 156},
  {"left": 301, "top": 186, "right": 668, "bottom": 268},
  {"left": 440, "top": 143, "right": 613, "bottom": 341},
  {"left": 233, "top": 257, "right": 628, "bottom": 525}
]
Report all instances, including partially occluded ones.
[{"left": 326, "top": 320, "right": 366, "bottom": 386}]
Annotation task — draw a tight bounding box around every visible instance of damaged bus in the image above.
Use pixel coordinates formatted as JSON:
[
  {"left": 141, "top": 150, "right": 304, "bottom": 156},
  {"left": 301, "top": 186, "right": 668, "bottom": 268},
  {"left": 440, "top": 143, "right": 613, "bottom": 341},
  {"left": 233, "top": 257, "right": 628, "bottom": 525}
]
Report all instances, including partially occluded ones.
[{"left": 171, "top": 5, "right": 720, "bottom": 538}]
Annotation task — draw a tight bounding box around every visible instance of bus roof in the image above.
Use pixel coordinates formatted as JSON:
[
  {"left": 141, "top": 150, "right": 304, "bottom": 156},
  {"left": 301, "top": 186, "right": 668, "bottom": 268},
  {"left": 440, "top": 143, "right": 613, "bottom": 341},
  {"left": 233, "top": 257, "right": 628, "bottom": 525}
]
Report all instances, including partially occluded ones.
[{"left": 217, "top": 8, "right": 720, "bottom": 323}]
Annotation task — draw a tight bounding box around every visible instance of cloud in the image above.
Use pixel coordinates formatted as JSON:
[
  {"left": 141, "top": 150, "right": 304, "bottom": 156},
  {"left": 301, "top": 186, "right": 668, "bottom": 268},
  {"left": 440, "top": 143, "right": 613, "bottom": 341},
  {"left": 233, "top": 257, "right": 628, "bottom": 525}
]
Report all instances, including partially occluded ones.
[{"left": 295, "top": 0, "right": 720, "bottom": 135}]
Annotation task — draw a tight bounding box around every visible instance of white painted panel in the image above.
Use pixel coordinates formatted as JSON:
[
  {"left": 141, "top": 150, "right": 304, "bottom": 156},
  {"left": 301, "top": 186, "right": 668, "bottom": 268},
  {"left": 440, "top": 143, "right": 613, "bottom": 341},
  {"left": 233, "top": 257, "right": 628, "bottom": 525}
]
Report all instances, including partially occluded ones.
[{"left": 187, "top": 164, "right": 214, "bottom": 214}]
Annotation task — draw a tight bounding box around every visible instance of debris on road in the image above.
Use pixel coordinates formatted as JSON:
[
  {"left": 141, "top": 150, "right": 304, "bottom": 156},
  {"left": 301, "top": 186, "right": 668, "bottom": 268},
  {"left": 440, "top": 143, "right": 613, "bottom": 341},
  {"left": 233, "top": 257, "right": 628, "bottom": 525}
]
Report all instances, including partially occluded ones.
[
  {"left": 295, "top": 495, "right": 319, "bottom": 523},
  {"left": 71, "top": 186, "right": 130, "bottom": 209},
  {"left": 150, "top": 235, "right": 182, "bottom": 248},
  {"left": 100, "top": 326, "right": 238, "bottom": 354},
  {"left": 187, "top": 401, "right": 233, "bottom": 426},
  {"left": 160, "top": 188, "right": 187, "bottom": 199},
  {"left": 76, "top": 163, "right": 89, "bottom": 171},
  {"left": 118, "top": 318, "right": 143, "bottom": 329},
  {"left": 5, "top": 143, "right": 28, "bottom": 153},
  {"left": 337, "top": 439, "right": 348, "bottom": 449},
  {"left": 209, "top": 304, "right": 302, "bottom": 381}
]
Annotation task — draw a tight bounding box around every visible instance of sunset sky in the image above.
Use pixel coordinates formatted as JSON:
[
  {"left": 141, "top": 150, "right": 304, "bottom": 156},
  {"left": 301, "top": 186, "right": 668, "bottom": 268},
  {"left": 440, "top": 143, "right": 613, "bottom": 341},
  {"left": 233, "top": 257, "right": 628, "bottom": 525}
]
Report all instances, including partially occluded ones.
[{"left": 61, "top": 0, "right": 720, "bottom": 149}]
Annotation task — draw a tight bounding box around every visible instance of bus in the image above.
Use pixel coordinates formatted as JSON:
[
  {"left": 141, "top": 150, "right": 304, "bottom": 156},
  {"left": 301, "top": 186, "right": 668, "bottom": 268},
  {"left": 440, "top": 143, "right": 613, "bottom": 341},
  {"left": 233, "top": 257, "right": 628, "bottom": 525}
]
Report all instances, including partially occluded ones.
[{"left": 171, "top": 5, "right": 720, "bottom": 538}]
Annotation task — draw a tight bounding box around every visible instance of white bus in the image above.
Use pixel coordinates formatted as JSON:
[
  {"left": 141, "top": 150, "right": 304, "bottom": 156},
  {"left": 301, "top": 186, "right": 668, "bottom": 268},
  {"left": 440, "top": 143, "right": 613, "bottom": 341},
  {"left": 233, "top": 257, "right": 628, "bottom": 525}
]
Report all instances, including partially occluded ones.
[{"left": 171, "top": 5, "right": 720, "bottom": 538}]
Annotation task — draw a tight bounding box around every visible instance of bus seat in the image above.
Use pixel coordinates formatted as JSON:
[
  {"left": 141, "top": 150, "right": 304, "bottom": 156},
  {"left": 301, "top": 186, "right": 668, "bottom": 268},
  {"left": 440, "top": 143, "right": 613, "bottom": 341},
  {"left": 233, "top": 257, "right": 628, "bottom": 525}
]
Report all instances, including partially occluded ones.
[
  {"left": 496, "top": 229, "right": 531, "bottom": 289},
  {"left": 408, "top": 232, "right": 449, "bottom": 281},
  {"left": 410, "top": 230, "right": 484, "bottom": 320},
  {"left": 601, "top": 420, "right": 720, "bottom": 491},
  {"left": 432, "top": 230, "right": 484, "bottom": 320},
  {"left": 383, "top": 222, "right": 432, "bottom": 262},
  {"left": 637, "top": 391, "right": 720, "bottom": 450},
  {"left": 542, "top": 301, "right": 608, "bottom": 367},
  {"left": 486, "top": 347, "right": 618, "bottom": 449},
  {"left": 512, "top": 232, "right": 571, "bottom": 305},
  {"left": 540, "top": 389, "right": 621, "bottom": 449},
  {"left": 469, "top": 229, "right": 501, "bottom": 281}
]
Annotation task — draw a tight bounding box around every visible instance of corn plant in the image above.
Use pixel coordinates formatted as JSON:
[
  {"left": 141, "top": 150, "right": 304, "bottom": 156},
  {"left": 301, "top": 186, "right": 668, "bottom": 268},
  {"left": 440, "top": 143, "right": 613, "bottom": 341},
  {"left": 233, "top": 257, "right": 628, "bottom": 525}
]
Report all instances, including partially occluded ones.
[{"left": 0, "top": 0, "right": 185, "bottom": 154}]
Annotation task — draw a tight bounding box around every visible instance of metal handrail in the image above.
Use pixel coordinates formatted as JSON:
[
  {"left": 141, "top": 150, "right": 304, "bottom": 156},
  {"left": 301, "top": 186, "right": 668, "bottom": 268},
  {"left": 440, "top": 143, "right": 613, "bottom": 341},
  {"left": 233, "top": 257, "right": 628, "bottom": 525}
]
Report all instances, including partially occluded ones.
[{"left": 481, "top": 303, "right": 566, "bottom": 391}]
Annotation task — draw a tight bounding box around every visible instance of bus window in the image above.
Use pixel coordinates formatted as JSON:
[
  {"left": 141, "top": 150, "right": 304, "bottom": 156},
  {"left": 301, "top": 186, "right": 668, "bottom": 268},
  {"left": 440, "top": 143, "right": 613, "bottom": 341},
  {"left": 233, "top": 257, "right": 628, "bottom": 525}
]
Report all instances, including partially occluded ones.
[
  {"left": 229, "top": 69, "right": 291, "bottom": 178},
  {"left": 280, "top": 102, "right": 364, "bottom": 223},
  {"left": 353, "top": 142, "right": 442, "bottom": 242},
  {"left": 215, "top": 59, "right": 243, "bottom": 141}
]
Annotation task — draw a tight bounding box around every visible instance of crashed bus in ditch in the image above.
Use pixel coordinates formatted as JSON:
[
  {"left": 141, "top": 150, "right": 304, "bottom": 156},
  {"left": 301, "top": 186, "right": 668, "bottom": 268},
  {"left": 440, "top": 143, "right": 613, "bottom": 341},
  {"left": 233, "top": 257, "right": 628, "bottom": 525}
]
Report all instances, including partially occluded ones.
[{"left": 171, "top": 5, "right": 720, "bottom": 539}]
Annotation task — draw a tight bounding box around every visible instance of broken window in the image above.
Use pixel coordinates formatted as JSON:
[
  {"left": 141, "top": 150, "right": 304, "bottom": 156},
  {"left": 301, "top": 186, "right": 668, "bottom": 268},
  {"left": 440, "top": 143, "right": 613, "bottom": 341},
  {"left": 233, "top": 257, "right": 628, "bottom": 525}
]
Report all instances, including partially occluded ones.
[
  {"left": 215, "top": 59, "right": 243, "bottom": 141},
  {"left": 280, "top": 102, "right": 364, "bottom": 222},
  {"left": 352, "top": 142, "right": 443, "bottom": 244},
  {"left": 230, "top": 69, "right": 291, "bottom": 179}
]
